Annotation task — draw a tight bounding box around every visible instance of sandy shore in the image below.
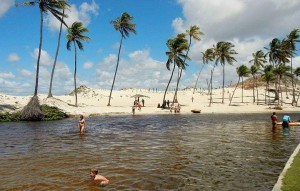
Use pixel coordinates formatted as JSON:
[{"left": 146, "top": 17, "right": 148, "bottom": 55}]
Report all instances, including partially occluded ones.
[{"left": 0, "top": 86, "right": 299, "bottom": 117}]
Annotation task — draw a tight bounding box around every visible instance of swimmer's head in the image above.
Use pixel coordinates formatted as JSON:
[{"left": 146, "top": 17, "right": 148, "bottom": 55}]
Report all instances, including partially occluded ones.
[
  {"left": 90, "top": 169, "right": 98, "bottom": 176},
  {"left": 80, "top": 115, "right": 84, "bottom": 119}
]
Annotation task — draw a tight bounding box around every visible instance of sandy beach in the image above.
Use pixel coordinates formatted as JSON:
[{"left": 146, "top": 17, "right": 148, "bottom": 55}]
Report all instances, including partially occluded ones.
[{"left": 1, "top": 85, "right": 299, "bottom": 117}]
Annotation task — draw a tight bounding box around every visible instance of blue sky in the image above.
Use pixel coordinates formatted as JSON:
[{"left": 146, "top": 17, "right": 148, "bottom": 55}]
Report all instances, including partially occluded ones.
[{"left": 1, "top": 0, "right": 300, "bottom": 96}]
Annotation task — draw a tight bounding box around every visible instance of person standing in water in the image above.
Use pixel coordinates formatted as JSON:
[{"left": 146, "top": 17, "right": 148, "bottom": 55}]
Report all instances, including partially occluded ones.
[
  {"left": 271, "top": 112, "right": 278, "bottom": 128},
  {"left": 78, "top": 115, "right": 86, "bottom": 133}
]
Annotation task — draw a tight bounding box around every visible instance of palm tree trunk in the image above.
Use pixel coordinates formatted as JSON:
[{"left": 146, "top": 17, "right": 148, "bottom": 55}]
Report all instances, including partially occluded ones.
[
  {"left": 222, "top": 64, "right": 225, "bottom": 104},
  {"left": 252, "top": 75, "right": 255, "bottom": 103},
  {"left": 163, "top": 63, "right": 176, "bottom": 105},
  {"left": 256, "top": 76, "right": 259, "bottom": 105},
  {"left": 209, "top": 65, "right": 216, "bottom": 107},
  {"left": 291, "top": 57, "right": 296, "bottom": 105},
  {"left": 107, "top": 35, "right": 123, "bottom": 106},
  {"left": 242, "top": 77, "right": 244, "bottom": 103},
  {"left": 48, "top": 10, "right": 64, "bottom": 98},
  {"left": 193, "top": 65, "right": 205, "bottom": 95},
  {"left": 173, "top": 37, "right": 191, "bottom": 103},
  {"left": 74, "top": 41, "right": 78, "bottom": 107},
  {"left": 229, "top": 77, "right": 240, "bottom": 105},
  {"left": 34, "top": 9, "right": 43, "bottom": 96},
  {"left": 279, "top": 77, "right": 282, "bottom": 106},
  {"left": 173, "top": 67, "right": 181, "bottom": 103},
  {"left": 265, "top": 83, "right": 267, "bottom": 104}
]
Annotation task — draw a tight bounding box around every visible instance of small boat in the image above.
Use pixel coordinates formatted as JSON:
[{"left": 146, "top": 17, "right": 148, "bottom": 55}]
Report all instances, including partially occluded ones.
[
  {"left": 276, "top": 122, "right": 300, "bottom": 126},
  {"left": 191, "top": 109, "right": 201, "bottom": 113}
]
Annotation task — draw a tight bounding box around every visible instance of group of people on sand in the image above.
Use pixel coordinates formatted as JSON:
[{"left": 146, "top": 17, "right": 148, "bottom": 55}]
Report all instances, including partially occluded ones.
[{"left": 271, "top": 112, "right": 292, "bottom": 129}]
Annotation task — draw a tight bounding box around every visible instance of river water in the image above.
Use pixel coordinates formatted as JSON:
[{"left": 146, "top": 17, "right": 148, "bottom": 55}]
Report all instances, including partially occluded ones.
[{"left": 1, "top": 113, "right": 299, "bottom": 191}]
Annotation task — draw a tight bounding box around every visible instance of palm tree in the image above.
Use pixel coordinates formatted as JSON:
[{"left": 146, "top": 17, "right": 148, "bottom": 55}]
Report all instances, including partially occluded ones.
[
  {"left": 214, "top": 41, "right": 238, "bottom": 104},
  {"left": 229, "top": 65, "right": 250, "bottom": 105},
  {"left": 273, "top": 63, "right": 291, "bottom": 105},
  {"left": 48, "top": 7, "right": 70, "bottom": 98},
  {"left": 286, "top": 29, "right": 300, "bottom": 105},
  {"left": 107, "top": 12, "right": 136, "bottom": 106},
  {"left": 162, "top": 34, "right": 189, "bottom": 106},
  {"left": 262, "top": 65, "right": 276, "bottom": 104},
  {"left": 250, "top": 65, "right": 259, "bottom": 103},
  {"left": 18, "top": 0, "right": 68, "bottom": 120},
  {"left": 66, "top": 21, "right": 90, "bottom": 107},
  {"left": 249, "top": 50, "right": 267, "bottom": 68},
  {"left": 173, "top": 25, "right": 204, "bottom": 102},
  {"left": 265, "top": 38, "right": 282, "bottom": 67},
  {"left": 201, "top": 48, "right": 216, "bottom": 106}
]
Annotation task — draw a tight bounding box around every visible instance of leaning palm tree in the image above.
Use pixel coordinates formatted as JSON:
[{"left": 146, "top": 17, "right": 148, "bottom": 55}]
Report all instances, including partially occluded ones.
[
  {"left": 173, "top": 25, "right": 204, "bottom": 102},
  {"left": 250, "top": 65, "right": 259, "bottom": 103},
  {"left": 66, "top": 21, "right": 90, "bottom": 107},
  {"left": 229, "top": 65, "right": 250, "bottom": 105},
  {"left": 17, "top": 0, "right": 69, "bottom": 120},
  {"left": 265, "top": 38, "right": 282, "bottom": 67},
  {"left": 214, "top": 41, "right": 238, "bottom": 104},
  {"left": 107, "top": 12, "right": 136, "bottom": 106},
  {"left": 286, "top": 29, "right": 300, "bottom": 105},
  {"left": 273, "top": 63, "right": 291, "bottom": 105},
  {"left": 48, "top": 7, "right": 70, "bottom": 98},
  {"left": 162, "top": 34, "right": 189, "bottom": 105}
]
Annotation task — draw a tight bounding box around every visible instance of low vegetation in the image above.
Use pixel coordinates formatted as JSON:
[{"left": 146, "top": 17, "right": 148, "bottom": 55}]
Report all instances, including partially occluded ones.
[
  {"left": 282, "top": 151, "right": 300, "bottom": 191},
  {"left": 0, "top": 105, "right": 68, "bottom": 122}
]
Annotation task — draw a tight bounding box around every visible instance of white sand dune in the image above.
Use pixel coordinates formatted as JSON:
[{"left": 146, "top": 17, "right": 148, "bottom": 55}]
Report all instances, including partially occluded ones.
[{"left": 0, "top": 85, "right": 299, "bottom": 116}]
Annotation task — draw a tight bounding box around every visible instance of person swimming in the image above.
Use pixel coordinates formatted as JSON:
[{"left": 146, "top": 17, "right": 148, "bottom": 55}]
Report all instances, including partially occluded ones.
[{"left": 90, "top": 169, "right": 109, "bottom": 186}]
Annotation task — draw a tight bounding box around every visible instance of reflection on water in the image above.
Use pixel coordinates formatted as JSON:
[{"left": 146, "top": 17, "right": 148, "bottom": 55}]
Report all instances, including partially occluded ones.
[{"left": 0, "top": 114, "right": 300, "bottom": 191}]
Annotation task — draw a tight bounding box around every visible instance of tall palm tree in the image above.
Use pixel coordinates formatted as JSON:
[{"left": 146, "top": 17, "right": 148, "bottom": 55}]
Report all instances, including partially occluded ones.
[
  {"left": 214, "top": 41, "right": 238, "bottom": 104},
  {"left": 273, "top": 63, "right": 291, "bottom": 105},
  {"left": 162, "top": 34, "right": 189, "bottom": 105},
  {"left": 48, "top": 7, "right": 70, "bottom": 98},
  {"left": 66, "top": 21, "right": 90, "bottom": 107},
  {"left": 286, "top": 29, "right": 300, "bottom": 105},
  {"left": 18, "top": 0, "right": 68, "bottom": 120},
  {"left": 229, "top": 65, "right": 250, "bottom": 105},
  {"left": 173, "top": 25, "right": 204, "bottom": 102},
  {"left": 107, "top": 12, "right": 136, "bottom": 106},
  {"left": 250, "top": 65, "right": 259, "bottom": 103}
]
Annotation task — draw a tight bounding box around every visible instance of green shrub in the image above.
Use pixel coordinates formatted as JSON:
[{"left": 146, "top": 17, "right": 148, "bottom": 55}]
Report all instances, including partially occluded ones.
[
  {"left": 0, "top": 105, "right": 68, "bottom": 122},
  {"left": 41, "top": 105, "right": 68, "bottom": 121},
  {"left": 0, "top": 112, "right": 21, "bottom": 122}
]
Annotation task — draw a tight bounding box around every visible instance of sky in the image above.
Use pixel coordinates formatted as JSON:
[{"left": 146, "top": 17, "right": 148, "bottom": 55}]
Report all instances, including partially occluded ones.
[{"left": 1, "top": 0, "right": 300, "bottom": 96}]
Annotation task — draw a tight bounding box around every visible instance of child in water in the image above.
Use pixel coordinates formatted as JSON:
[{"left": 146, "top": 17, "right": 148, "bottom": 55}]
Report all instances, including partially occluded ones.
[{"left": 90, "top": 169, "right": 109, "bottom": 186}]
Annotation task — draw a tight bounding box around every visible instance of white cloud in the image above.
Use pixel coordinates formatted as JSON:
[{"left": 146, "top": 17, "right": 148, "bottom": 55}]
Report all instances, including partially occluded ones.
[
  {"left": 31, "top": 48, "right": 53, "bottom": 66},
  {"left": 7, "top": 53, "right": 20, "bottom": 62},
  {"left": 83, "top": 61, "right": 94, "bottom": 69},
  {"left": 173, "top": 0, "right": 300, "bottom": 88},
  {"left": 19, "top": 69, "right": 33, "bottom": 77},
  {"left": 95, "top": 49, "right": 176, "bottom": 89},
  {"left": 46, "top": 1, "right": 99, "bottom": 31},
  {"left": 0, "top": 0, "right": 14, "bottom": 17},
  {"left": 0, "top": 72, "right": 15, "bottom": 79}
]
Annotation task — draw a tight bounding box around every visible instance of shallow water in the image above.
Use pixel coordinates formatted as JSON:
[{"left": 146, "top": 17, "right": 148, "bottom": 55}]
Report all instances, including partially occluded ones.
[{"left": 1, "top": 113, "right": 300, "bottom": 191}]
